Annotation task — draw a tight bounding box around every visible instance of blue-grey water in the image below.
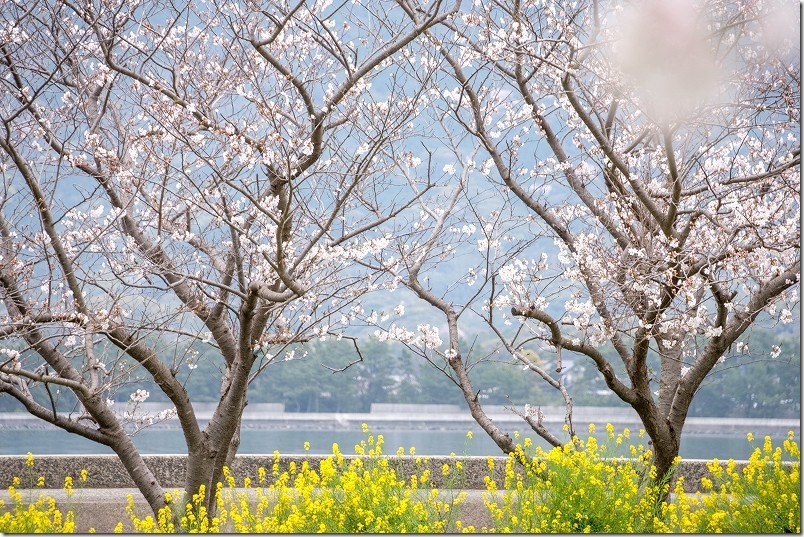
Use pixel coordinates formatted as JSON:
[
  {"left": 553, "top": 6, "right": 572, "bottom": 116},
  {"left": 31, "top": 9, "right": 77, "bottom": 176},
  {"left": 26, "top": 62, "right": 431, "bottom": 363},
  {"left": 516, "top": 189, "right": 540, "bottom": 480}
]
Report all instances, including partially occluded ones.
[{"left": 0, "top": 426, "right": 796, "bottom": 461}]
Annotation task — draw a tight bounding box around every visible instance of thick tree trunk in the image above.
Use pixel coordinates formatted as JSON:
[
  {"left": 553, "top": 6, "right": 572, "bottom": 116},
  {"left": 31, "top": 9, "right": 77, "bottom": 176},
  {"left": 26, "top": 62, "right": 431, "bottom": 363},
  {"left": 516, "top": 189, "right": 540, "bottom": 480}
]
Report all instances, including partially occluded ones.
[
  {"left": 652, "top": 434, "right": 681, "bottom": 487},
  {"left": 185, "top": 444, "right": 217, "bottom": 502},
  {"left": 182, "top": 368, "right": 249, "bottom": 519},
  {"left": 634, "top": 401, "right": 683, "bottom": 496}
]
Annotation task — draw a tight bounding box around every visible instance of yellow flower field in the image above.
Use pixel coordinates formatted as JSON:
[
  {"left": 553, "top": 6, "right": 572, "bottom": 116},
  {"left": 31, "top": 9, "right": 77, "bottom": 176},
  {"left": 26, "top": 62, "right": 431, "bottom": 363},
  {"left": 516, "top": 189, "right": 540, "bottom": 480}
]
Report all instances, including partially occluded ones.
[{"left": 1, "top": 426, "right": 799, "bottom": 534}]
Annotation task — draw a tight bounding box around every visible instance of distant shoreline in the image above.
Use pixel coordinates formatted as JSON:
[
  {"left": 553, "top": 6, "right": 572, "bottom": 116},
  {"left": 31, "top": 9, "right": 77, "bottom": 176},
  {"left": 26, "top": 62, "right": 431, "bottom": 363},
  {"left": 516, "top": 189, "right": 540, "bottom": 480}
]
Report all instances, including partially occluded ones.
[{"left": 0, "top": 403, "right": 798, "bottom": 437}]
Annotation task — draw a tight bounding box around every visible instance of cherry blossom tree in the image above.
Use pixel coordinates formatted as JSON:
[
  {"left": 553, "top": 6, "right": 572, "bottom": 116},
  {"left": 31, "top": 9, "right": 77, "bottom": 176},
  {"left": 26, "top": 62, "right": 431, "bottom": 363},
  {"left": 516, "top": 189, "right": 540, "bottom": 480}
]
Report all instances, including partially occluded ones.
[
  {"left": 0, "top": 0, "right": 459, "bottom": 516},
  {"left": 1, "top": 0, "right": 799, "bottom": 516},
  {"left": 406, "top": 0, "right": 800, "bottom": 480}
]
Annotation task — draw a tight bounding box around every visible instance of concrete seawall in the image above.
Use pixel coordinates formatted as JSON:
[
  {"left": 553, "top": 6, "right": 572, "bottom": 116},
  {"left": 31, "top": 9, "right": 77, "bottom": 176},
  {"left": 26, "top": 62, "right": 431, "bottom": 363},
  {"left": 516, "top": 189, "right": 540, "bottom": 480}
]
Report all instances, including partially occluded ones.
[
  {"left": 0, "top": 453, "right": 725, "bottom": 492},
  {"left": 0, "top": 454, "right": 761, "bottom": 532}
]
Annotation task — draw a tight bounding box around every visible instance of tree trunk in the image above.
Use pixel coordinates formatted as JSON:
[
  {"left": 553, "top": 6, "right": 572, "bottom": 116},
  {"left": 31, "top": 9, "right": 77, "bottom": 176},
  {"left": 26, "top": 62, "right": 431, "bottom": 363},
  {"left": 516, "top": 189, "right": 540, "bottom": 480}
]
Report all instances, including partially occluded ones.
[
  {"left": 635, "top": 403, "right": 683, "bottom": 497},
  {"left": 107, "top": 427, "right": 169, "bottom": 516},
  {"left": 181, "top": 372, "right": 249, "bottom": 520},
  {"left": 652, "top": 434, "right": 681, "bottom": 487},
  {"left": 185, "top": 443, "right": 217, "bottom": 502}
]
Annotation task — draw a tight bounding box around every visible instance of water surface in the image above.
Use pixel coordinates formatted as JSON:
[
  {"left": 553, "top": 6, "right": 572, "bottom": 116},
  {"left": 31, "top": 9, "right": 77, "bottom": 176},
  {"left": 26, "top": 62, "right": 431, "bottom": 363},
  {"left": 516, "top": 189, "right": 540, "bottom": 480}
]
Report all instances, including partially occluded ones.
[{"left": 0, "top": 425, "right": 793, "bottom": 461}]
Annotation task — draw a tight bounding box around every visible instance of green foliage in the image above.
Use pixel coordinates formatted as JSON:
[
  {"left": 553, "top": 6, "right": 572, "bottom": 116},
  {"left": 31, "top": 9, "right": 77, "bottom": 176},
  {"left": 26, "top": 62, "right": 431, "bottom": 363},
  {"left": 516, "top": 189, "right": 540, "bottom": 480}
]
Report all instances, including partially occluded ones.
[
  {"left": 688, "top": 329, "right": 801, "bottom": 419},
  {"left": 245, "top": 339, "right": 544, "bottom": 410},
  {"left": 248, "top": 340, "right": 370, "bottom": 412},
  {"left": 8, "top": 326, "right": 792, "bottom": 415},
  {"left": 470, "top": 359, "right": 549, "bottom": 405},
  {"left": 148, "top": 329, "right": 802, "bottom": 415}
]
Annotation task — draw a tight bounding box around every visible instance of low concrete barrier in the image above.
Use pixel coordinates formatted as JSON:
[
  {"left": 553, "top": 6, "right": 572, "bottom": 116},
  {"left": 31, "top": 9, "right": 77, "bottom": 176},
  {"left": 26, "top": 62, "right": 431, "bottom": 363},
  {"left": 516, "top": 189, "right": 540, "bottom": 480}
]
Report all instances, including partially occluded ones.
[{"left": 0, "top": 453, "right": 723, "bottom": 492}]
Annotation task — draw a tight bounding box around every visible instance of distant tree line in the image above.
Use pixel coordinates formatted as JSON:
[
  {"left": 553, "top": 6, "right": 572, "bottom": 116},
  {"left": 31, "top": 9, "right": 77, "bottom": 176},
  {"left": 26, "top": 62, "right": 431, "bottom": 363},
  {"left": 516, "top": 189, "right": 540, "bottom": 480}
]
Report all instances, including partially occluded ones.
[
  {"left": 185, "top": 337, "right": 556, "bottom": 413},
  {"left": 235, "top": 328, "right": 801, "bottom": 419},
  {"left": 8, "top": 330, "right": 792, "bottom": 418}
]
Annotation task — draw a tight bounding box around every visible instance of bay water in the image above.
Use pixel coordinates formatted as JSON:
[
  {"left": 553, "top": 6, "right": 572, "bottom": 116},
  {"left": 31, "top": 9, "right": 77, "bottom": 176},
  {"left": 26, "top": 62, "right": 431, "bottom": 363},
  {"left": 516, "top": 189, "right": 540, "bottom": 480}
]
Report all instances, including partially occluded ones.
[{"left": 0, "top": 425, "right": 794, "bottom": 461}]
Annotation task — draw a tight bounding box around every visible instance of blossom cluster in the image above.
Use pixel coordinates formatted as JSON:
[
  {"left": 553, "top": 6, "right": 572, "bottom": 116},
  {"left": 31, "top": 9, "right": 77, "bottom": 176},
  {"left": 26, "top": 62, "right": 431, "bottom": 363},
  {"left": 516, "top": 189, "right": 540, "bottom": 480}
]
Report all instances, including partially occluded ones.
[{"left": 374, "top": 323, "right": 443, "bottom": 349}]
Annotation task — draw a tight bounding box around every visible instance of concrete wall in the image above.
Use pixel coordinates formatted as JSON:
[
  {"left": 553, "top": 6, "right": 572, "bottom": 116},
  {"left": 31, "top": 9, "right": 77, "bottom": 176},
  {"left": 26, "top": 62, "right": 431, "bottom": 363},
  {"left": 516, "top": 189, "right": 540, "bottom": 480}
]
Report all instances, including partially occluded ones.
[{"left": 0, "top": 453, "right": 723, "bottom": 492}]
